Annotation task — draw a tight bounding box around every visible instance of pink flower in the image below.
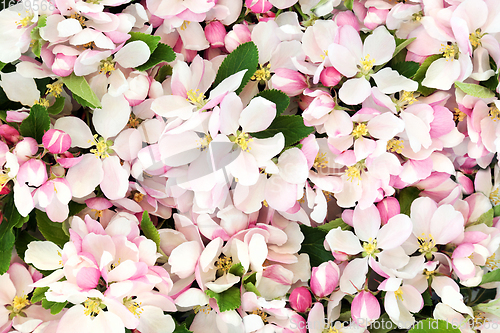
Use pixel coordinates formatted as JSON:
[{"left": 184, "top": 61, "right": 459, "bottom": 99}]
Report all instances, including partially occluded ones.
[
  {"left": 289, "top": 286, "right": 312, "bottom": 313},
  {"left": 42, "top": 129, "right": 72, "bottom": 154},
  {"left": 310, "top": 261, "right": 340, "bottom": 298},
  {"left": 351, "top": 291, "right": 380, "bottom": 327}
]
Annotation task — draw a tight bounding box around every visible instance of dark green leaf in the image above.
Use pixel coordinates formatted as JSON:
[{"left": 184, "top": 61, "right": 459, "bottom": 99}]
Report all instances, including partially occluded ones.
[
  {"left": 0, "top": 85, "right": 23, "bottom": 111},
  {"left": 255, "top": 89, "right": 290, "bottom": 115},
  {"left": 212, "top": 42, "right": 259, "bottom": 95},
  {"left": 19, "top": 104, "right": 50, "bottom": 143},
  {"left": 243, "top": 272, "right": 257, "bottom": 285},
  {"left": 455, "top": 81, "right": 496, "bottom": 98},
  {"left": 482, "top": 72, "right": 499, "bottom": 93},
  {"left": 316, "top": 218, "right": 351, "bottom": 233},
  {"left": 127, "top": 32, "right": 161, "bottom": 53},
  {"left": 0, "top": 229, "right": 15, "bottom": 275},
  {"left": 15, "top": 230, "right": 39, "bottom": 261},
  {"left": 413, "top": 54, "right": 442, "bottom": 96},
  {"left": 250, "top": 115, "right": 314, "bottom": 147},
  {"left": 50, "top": 301, "right": 68, "bottom": 315},
  {"left": 398, "top": 187, "right": 421, "bottom": 216},
  {"left": 141, "top": 211, "right": 161, "bottom": 251},
  {"left": 174, "top": 321, "right": 193, "bottom": 333},
  {"left": 229, "top": 262, "right": 245, "bottom": 277},
  {"left": 408, "top": 319, "right": 460, "bottom": 333},
  {"left": 369, "top": 313, "right": 396, "bottom": 333},
  {"left": 423, "top": 290, "right": 433, "bottom": 306},
  {"left": 155, "top": 65, "right": 172, "bottom": 83},
  {"left": 31, "top": 287, "right": 49, "bottom": 304},
  {"left": 136, "top": 43, "right": 176, "bottom": 71},
  {"left": 481, "top": 269, "right": 500, "bottom": 285},
  {"left": 36, "top": 210, "right": 69, "bottom": 248},
  {"left": 41, "top": 298, "right": 55, "bottom": 309},
  {"left": 61, "top": 74, "right": 101, "bottom": 108},
  {"left": 299, "top": 224, "right": 335, "bottom": 267},
  {"left": 0, "top": 62, "right": 5, "bottom": 71},
  {"left": 205, "top": 287, "right": 241, "bottom": 312},
  {"left": 47, "top": 96, "right": 65, "bottom": 115},
  {"left": 68, "top": 201, "right": 87, "bottom": 216},
  {"left": 391, "top": 61, "right": 420, "bottom": 79}
]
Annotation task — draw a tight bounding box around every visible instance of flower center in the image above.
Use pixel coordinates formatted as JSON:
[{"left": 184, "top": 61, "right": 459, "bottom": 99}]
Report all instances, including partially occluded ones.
[
  {"left": 70, "top": 13, "right": 87, "bottom": 28},
  {"left": 423, "top": 268, "right": 435, "bottom": 279},
  {"left": 233, "top": 132, "right": 253, "bottom": 152},
  {"left": 469, "top": 29, "right": 483, "bottom": 49},
  {"left": 362, "top": 238, "right": 378, "bottom": 257},
  {"left": 46, "top": 82, "right": 64, "bottom": 98},
  {"left": 123, "top": 297, "right": 143, "bottom": 318},
  {"left": 12, "top": 295, "right": 30, "bottom": 312},
  {"left": 34, "top": 98, "right": 50, "bottom": 108},
  {"left": 489, "top": 105, "right": 500, "bottom": 121},
  {"left": 360, "top": 54, "right": 375, "bottom": 74},
  {"left": 99, "top": 58, "right": 116, "bottom": 75},
  {"left": 489, "top": 188, "right": 500, "bottom": 206},
  {"left": 89, "top": 135, "right": 113, "bottom": 159},
  {"left": 322, "top": 326, "right": 339, "bottom": 333},
  {"left": 313, "top": 152, "right": 328, "bottom": 169},
  {"left": 486, "top": 253, "right": 500, "bottom": 270},
  {"left": 16, "top": 12, "right": 34, "bottom": 28},
  {"left": 251, "top": 309, "right": 269, "bottom": 324},
  {"left": 418, "top": 233, "right": 437, "bottom": 257},
  {"left": 453, "top": 108, "right": 466, "bottom": 122},
  {"left": 83, "top": 298, "right": 103, "bottom": 318},
  {"left": 352, "top": 123, "right": 368, "bottom": 139},
  {"left": 394, "top": 288, "right": 404, "bottom": 301},
  {"left": 473, "top": 311, "right": 487, "bottom": 327},
  {"left": 251, "top": 64, "right": 271, "bottom": 82},
  {"left": 197, "top": 133, "right": 212, "bottom": 151},
  {"left": 215, "top": 254, "right": 233, "bottom": 275},
  {"left": 186, "top": 89, "right": 207, "bottom": 109},
  {"left": 387, "top": 139, "right": 404, "bottom": 154},
  {"left": 440, "top": 44, "right": 459, "bottom": 61},
  {"left": 194, "top": 305, "right": 212, "bottom": 314}
]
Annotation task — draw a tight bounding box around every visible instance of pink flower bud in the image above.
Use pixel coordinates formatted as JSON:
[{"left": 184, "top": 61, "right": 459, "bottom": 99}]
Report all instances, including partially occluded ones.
[
  {"left": 364, "top": 8, "right": 388, "bottom": 30},
  {"left": 376, "top": 197, "right": 400, "bottom": 225},
  {"left": 42, "top": 129, "right": 72, "bottom": 154},
  {"left": 17, "top": 159, "right": 47, "bottom": 187},
  {"left": 310, "top": 261, "right": 339, "bottom": 297},
  {"left": 224, "top": 24, "right": 251, "bottom": 53},
  {"left": 0, "top": 124, "right": 20, "bottom": 145},
  {"left": 13, "top": 138, "right": 38, "bottom": 163},
  {"left": 335, "top": 10, "right": 360, "bottom": 31},
  {"left": 205, "top": 21, "right": 227, "bottom": 48},
  {"left": 351, "top": 291, "right": 380, "bottom": 327},
  {"left": 271, "top": 68, "right": 308, "bottom": 97},
  {"left": 289, "top": 286, "right": 312, "bottom": 313},
  {"left": 320, "top": 67, "right": 342, "bottom": 87},
  {"left": 457, "top": 172, "right": 474, "bottom": 195},
  {"left": 245, "top": 0, "right": 272, "bottom": 14},
  {"left": 51, "top": 53, "right": 77, "bottom": 77}
]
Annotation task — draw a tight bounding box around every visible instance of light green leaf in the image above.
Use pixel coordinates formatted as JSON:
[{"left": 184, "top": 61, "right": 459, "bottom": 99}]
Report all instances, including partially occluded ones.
[
  {"left": 173, "top": 322, "right": 193, "bottom": 333},
  {"left": 127, "top": 32, "right": 161, "bottom": 53},
  {"left": 212, "top": 42, "right": 259, "bottom": 95},
  {"left": 0, "top": 62, "right": 5, "bottom": 71},
  {"left": 398, "top": 187, "right": 421, "bottom": 216},
  {"left": 36, "top": 210, "right": 69, "bottom": 248},
  {"left": 494, "top": 205, "right": 500, "bottom": 217},
  {"left": 206, "top": 287, "right": 241, "bottom": 312},
  {"left": 299, "top": 224, "right": 334, "bottom": 268},
  {"left": 344, "top": 0, "right": 353, "bottom": 10},
  {"left": 136, "top": 43, "right": 176, "bottom": 71},
  {"left": 481, "top": 269, "right": 500, "bottom": 285},
  {"left": 316, "top": 218, "right": 351, "bottom": 233},
  {"left": 476, "top": 297, "right": 500, "bottom": 318},
  {"left": 254, "top": 89, "right": 290, "bottom": 116},
  {"left": 47, "top": 96, "right": 65, "bottom": 115},
  {"left": 141, "top": 211, "right": 161, "bottom": 252},
  {"left": 31, "top": 286, "right": 49, "bottom": 304},
  {"left": 408, "top": 319, "right": 460, "bottom": 333},
  {"left": 393, "top": 37, "right": 416, "bottom": 59},
  {"left": 454, "top": 81, "right": 496, "bottom": 99},
  {"left": 50, "top": 301, "right": 67, "bottom": 315},
  {"left": 250, "top": 115, "right": 314, "bottom": 147},
  {"left": 61, "top": 74, "right": 101, "bottom": 108},
  {"left": 229, "top": 263, "right": 245, "bottom": 277},
  {"left": 472, "top": 208, "right": 494, "bottom": 227},
  {"left": 243, "top": 281, "right": 260, "bottom": 296},
  {"left": 20, "top": 104, "right": 50, "bottom": 143}
]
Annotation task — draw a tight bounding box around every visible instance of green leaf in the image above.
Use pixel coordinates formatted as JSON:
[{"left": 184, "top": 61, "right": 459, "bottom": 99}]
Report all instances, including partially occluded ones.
[
  {"left": 243, "top": 272, "right": 257, "bottom": 285},
  {"left": 413, "top": 54, "right": 442, "bottom": 96},
  {"left": 481, "top": 269, "right": 500, "bottom": 285},
  {"left": 15, "top": 230, "right": 39, "bottom": 261},
  {"left": 155, "top": 65, "right": 172, "bottom": 83},
  {"left": 391, "top": 61, "right": 420, "bottom": 79},
  {"left": 299, "top": 224, "right": 334, "bottom": 268},
  {"left": 205, "top": 286, "right": 241, "bottom": 312},
  {"left": 212, "top": 42, "right": 259, "bottom": 95},
  {"left": 31, "top": 287, "right": 49, "bottom": 304},
  {"left": 398, "top": 187, "right": 421, "bottom": 216},
  {"left": 393, "top": 37, "right": 416, "bottom": 59},
  {"left": 141, "top": 211, "right": 161, "bottom": 251},
  {"left": 316, "top": 218, "right": 351, "bottom": 233},
  {"left": 0, "top": 193, "right": 24, "bottom": 236},
  {"left": 0, "top": 85, "right": 23, "bottom": 111},
  {"left": 250, "top": 115, "right": 314, "bottom": 147},
  {"left": 68, "top": 201, "right": 87, "bottom": 216},
  {"left": 173, "top": 321, "right": 193, "bottom": 333},
  {"left": 482, "top": 72, "right": 499, "bottom": 93},
  {"left": 36, "top": 210, "right": 69, "bottom": 248},
  {"left": 454, "top": 81, "right": 496, "bottom": 99},
  {"left": 243, "top": 281, "right": 260, "bottom": 296},
  {"left": 423, "top": 290, "right": 433, "bottom": 306},
  {"left": 408, "top": 319, "right": 460, "bottom": 333},
  {"left": 136, "top": 43, "right": 176, "bottom": 71},
  {"left": 473, "top": 208, "right": 494, "bottom": 227},
  {"left": 476, "top": 297, "right": 500, "bottom": 318},
  {"left": 50, "top": 301, "right": 68, "bottom": 315},
  {"left": 369, "top": 313, "right": 396, "bottom": 333},
  {"left": 19, "top": 104, "right": 50, "bottom": 143},
  {"left": 127, "top": 32, "right": 161, "bottom": 53},
  {"left": 494, "top": 205, "right": 500, "bottom": 217},
  {"left": 229, "top": 263, "right": 245, "bottom": 277},
  {"left": 0, "top": 62, "right": 5, "bottom": 71},
  {"left": 254, "top": 89, "right": 290, "bottom": 115},
  {"left": 61, "top": 74, "right": 101, "bottom": 108},
  {"left": 47, "top": 96, "right": 65, "bottom": 115},
  {"left": 0, "top": 229, "right": 15, "bottom": 275},
  {"left": 344, "top": 0, "right": 353, "bottom": 10}
]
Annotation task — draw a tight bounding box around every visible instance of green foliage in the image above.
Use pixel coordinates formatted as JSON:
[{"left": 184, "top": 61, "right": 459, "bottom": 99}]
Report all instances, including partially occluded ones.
[
  {"left": 0, "top": 62, "right": 5, "bottom": 71},
  {"left": 141, "top": 211, "right": 161, "bottom": 251},
  {"left": 481, "top": 269, "right": 500, "bottom": 285},
  {"left": 136, "top": 43, "right": 176, "bottom": 71},
  {"left": 0, "top": 229, "right": 15, "bottom": 275},
  {"left": 250, "top": 115, "right": 314, "bottom": 147},
  {"left": 173, "top": 322, "right": 193, "bottom": 333},
  {"left": 31, "top": 286, "right": 49, "bottom": 304},
  {"left": 36, "top": 210, "right": 69, "bottom": 248},
  {"left": 212, "top": 42, "right": 259, "bottom": 95},
  {"left": 61, "top": 74, "right": 101, "bottom": 108},
  {"left": 42, "top": 299, "right": 68, "bottom": 315},
  {"left": 316, "top": 218, "right": 352, "bottom": 233},
  {"left": 369, "top": 313, "right": 396, "bottom": 333},
  {"left": 474, "top": 208, "right": 494, "bottom": 227},
  {"left": 20, "top": 104, "right": 51, "bottom": 143},
  {"left": 15, "top": 230, "right": 39, "bottom": 261},
  {"left": 299, "top": 224, "right": 335, "bottom": 268},
  {"left": 206, "top": 286, "right": 241, "bottom": 312},
  {"left": 127, "top": 32, "right": 161, "bottom": 53},
  {"left": 229, "top": 262, "right": 245, "bottom": 277},
  {"left": 408, "top": 319, "right": 460, "bottom": 332},
  {"left": 344, "top": 0, "right": 353, "bottom": 10},
  {"left": 47, "top": 96, "right": 65, "bottom": 115},
  {"left": 155, "top": 65, "right": 173, "bottom": 83},
  {"left": 398, "top": 187, "right": 421, "bottom": 216},
  {"left": 255, "top": 89, "right": 290, "bottom": 115},
  {"left": 454, "top": 81, "right": 496, "bottom": 98},
  {"left": 391, "top": 61, "right": 420, "bottom": 79},
  {"left": 413, "top": 54, "right": 442, "bottom": 96}
]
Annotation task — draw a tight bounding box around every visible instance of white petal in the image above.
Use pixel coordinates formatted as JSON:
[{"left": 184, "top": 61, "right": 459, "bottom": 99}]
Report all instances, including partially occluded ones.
[
  {"left": 24, "top": 241, "right": 63, "bottom": 271},
  {"left": 92, "top": 93, "right": 131, "bottom": 138},
  {"left": 239, "top": 97, "right": 276, "bottom": 133},
  {"left": 65, "top": 154, "right": 104, "bottom": 198},
  {"left": 372, "top": 68, "right": 418, "bottom": 94},
  {"left": 338, "top": 77, "right": 371, "bottom": 105},
  {"left": 114, "top": 40, "right": 150, "bottom": 68},
  {"left": 55, "top": 116, "right": 94, "bottom": 148},
  {"left": 0, "top": 72, "right": 40, "bottom": 107}
]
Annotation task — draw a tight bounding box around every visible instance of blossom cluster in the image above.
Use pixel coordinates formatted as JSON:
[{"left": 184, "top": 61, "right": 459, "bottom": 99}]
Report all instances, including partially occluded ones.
[{"left": 1, "top": 0, "right": 500, "bottom": 332}]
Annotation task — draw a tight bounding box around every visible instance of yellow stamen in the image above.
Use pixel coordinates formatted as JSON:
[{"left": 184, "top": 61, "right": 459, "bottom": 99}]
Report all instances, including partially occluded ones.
[
  {"left": 489, "top": 188, "right": 500, "bottom": 206},
  {"left": 394, "top": 288, "right": 404, "bottom": 301},
  {"left": 0, "top": 173, "right": 10, "bottom": 191},
  {"left": 127, "top": 113, "right": 140, "bottom": 128},
  {"left": 46, "top": 83, "right": 63, "bottom": 98},
  {"left": 386, "top": 139, "right": 404, "bottom": 154},
  {"left": 234, "top": 132, "right": 253, "bottom": 152},
  {"left": 83, "top": 298, "right": 102, "bottom": 317},
  {"left": 91, "top": 209, "right": 103, "bottom": 218},
  {"left": 313, "top": 152, "right": 329, "bottom": 169},
  {"left": 469, "top": 29, "right": 483, "bottom": 49},
  {"left": 345, "top": 165, "right": 362, "bottom": 183},
  {"left": 262, "top": 199, "right": 269, "bottom": 207},
  {"left": 99, "top": 59, "right": 115, "bottom": 75},
  {"left": 251, "top": 63, "right": 271, "bottom": 82},
  {"left": 34, "top": 98, "right": 50, "bottom": 108},
  {"left": 400, "top": 91, "right": 417, "bottom": 105},
  {"left": 412, "top": 11, "right": 423, "bottom": 22},
  {"left": 320, "top": 50, "right": 329, "bottom": 60},
  {"left": 352, "top": 123, "right": 368, "bottom": 139},
  {"left": 82, "top": 41, "right": 96, "bottom": 50},
  {"left": 474, "top": 311, "right": 486, "bottom": 327},
  {"left": 251, "top": 309, "right": 269, "bottom": 324},
  {"left": 453, "top": 108, "right": 466, "bottom": 122},
  {"left": 179, "top": 21, "right": 190, "bottom": 31},
  {"left": 423, "top": 268, "right": 435, "bottom": 279},
  {"left": 16, "top": 12, "right": 34, "bottom": 28},
  {"left": 133, "top": 192, "right": 144, "bottom": 203},
  {"left": 360, "top": 54, "right": 375, "bottom": 73},
  {"left": 12, "top": 295, "right": 30, "bottom": 312},
  {"left": 440, "top": 44, "right": 459, "bottom": 61},
  {"left": 70, "top": 13, "right": 86, "bottom": 28},
  {"left": 123, "top": 297, "right": 143, "bottom": 318},
  {"left": 197, "top": 133, "right": 212, "bottom": 151},
  {"left": 194, "top": 305, "right": 211, "bottom": 314},
  {"left": 490, "top": 105, "right": 500, "bottom": 121},
  {"left": 214, "top": 254, "right": 233, "bottom": 274},
  {"left": 418, "top": 233, "right": 436, "bottom": 255},
  {"left": 89, "top": 135, "right": 112, "bottom": 159},
  {"left": 186, "top": 89, "right": 207, "bottom": 109},
  {"left": 486, "top": 253, "right": 500, "bottom": 270},
  {"left": 362, "top": 238, "right": 378, "bottom": 256},
  {"left": 322, "top": 327, "right": 339, "bottom": 333}
]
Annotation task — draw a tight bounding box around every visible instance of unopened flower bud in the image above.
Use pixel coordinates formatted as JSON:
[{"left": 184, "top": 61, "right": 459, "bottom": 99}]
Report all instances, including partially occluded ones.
[
  {"left": 43, "top": 129, "right": 72, "bottom": 154},
  {"left": 205, "top": 21, "right": 227, "bottom": 48},
  {"left": 310, "top": 261, "right": 340, "bottom": 297},
  {"left": 320, "top": 67, "right": 342, "bottom": 87},
  {"left": 224, "top": 24, "right": 251, "bottom": 53},
  {"left": 376, "top": 197, "right": 400, "bottom": 225},
  {"left": 17, "top": 159, "right": 47, "bottom": 187},
  {"left": 289, "top": 286, "right": 312, "bottom": 313},
  {"left": 0, "top": 124, "right": 20, "bottom": 145},
  {"left": 271, "top": 68, "right": 308, "bottom": 97},
  {"left": 351, "top": 291, "right": 380, "bottom": 327},
  {"left": 245, "top": 0, "right": 272, "bottom": 14}
]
